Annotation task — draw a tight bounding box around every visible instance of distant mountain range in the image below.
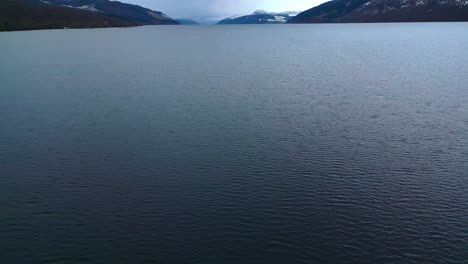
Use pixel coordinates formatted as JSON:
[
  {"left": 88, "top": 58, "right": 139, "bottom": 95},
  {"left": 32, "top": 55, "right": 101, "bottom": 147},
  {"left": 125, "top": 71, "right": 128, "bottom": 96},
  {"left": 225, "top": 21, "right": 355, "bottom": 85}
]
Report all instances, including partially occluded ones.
[
  {"left": 3, "top": 0, "right": 468, "bottom": 31},
  {"left": 176, "top": 19, "right": 200, "bottom": 25},
  {"left": 0, "top": 0, "right": 178, "bottom": 31},
  {"left": 218, "top": 10, "right": 300, "bottom": 24},
  {"left": 288, "top": 0, "right": 468, "bottom": 23}
]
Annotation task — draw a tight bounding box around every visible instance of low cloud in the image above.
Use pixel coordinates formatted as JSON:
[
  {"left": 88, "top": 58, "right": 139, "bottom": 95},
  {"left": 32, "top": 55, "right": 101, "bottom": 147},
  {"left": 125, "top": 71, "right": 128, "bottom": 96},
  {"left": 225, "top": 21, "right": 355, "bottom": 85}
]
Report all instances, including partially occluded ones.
[{"left": 130, "top": 0, "right": 327, "bottom": 23}]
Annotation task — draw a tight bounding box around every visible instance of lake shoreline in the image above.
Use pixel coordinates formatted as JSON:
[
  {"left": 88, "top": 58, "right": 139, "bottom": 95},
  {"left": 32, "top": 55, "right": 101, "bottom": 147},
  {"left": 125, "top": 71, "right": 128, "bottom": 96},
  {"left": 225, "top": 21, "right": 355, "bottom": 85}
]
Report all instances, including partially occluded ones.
[{"left": 3, "top": 21, "right": 468, "bottom": 32}]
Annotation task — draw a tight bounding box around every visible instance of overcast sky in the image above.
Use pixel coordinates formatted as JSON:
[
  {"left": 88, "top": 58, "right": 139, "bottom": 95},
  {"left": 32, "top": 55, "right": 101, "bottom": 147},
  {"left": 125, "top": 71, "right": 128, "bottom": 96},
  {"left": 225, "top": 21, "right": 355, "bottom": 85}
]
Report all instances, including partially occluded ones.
[{"left": 127, "top": 0, "right": 328, "bottom": 23}]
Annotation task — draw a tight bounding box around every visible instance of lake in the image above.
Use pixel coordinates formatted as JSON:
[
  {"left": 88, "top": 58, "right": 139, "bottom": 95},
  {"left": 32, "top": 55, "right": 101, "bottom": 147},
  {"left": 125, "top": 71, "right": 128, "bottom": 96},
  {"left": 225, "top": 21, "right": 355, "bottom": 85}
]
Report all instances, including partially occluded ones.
[{"left": 1, "top": 23, "right": 467, "bottom": 263}]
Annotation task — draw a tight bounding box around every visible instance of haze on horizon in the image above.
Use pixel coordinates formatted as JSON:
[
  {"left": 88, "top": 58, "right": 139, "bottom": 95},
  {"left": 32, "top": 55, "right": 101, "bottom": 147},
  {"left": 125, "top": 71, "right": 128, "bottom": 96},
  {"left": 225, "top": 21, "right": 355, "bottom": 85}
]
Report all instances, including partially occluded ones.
[{"left": 128, "top": 0, "right": 328, "bottom": 23}]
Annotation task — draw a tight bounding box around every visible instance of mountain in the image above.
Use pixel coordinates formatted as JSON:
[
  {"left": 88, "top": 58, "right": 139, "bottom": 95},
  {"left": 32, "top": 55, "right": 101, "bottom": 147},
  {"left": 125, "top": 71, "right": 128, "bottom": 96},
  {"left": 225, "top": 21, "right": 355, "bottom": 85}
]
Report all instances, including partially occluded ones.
[
  {"left": 0, "top": 0, "right": 179, "bottom": 31},
  {"left": 218, "top": 10, "right": 299, "bottom": 24},
  {"left": 176, "top": 19, "right": 200, "bottom": 25},
  {"left": 288, "top": 0, "right": 468, "bottom": 23},
  {"left": 35, "top": 0, "right": 179, "bottom": 25},
  {"left": 0, "top": 0, "right": 138, "bottom": 31}
]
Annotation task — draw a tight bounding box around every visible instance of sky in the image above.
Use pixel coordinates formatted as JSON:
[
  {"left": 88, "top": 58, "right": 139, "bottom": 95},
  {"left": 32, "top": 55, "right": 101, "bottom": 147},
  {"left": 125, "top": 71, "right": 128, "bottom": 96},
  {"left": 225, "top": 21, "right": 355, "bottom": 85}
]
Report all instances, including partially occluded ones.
[{"left": 128, "top": 0, "right": 328, "bottom": 23}]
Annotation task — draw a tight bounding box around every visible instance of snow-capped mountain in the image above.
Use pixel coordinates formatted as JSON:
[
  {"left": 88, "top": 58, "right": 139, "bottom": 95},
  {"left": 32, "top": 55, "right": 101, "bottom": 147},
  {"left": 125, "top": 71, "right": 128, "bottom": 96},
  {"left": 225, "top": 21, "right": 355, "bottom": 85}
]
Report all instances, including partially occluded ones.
[
  {"left": 289, "top": 0, "right": 468, "bottom": 23},
  {"left": 218, "top": 10, "right": 300, "bottom": 24}
]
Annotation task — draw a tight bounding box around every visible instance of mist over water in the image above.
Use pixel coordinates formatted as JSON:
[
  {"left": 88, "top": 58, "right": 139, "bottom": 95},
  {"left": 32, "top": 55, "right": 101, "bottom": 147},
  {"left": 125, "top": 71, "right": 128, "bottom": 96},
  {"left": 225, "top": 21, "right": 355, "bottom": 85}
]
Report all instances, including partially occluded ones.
[{"left": 1, "top": 23, "right": 468, "bottom": 263}]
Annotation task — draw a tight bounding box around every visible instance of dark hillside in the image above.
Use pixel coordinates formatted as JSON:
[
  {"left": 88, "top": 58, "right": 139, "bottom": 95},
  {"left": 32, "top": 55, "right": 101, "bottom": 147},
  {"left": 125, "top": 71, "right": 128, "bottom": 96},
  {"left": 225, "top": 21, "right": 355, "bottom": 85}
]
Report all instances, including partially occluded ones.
[{"left": 0, "top": 0, "right": 138, "bottom": 31}]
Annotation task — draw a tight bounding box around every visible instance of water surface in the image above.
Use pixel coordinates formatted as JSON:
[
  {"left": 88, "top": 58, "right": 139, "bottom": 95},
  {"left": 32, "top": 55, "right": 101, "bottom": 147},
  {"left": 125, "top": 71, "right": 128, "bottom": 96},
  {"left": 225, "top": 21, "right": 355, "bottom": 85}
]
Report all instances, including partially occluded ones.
[{"left": 1, "top": 24, "right": 468, "bottom": 263}]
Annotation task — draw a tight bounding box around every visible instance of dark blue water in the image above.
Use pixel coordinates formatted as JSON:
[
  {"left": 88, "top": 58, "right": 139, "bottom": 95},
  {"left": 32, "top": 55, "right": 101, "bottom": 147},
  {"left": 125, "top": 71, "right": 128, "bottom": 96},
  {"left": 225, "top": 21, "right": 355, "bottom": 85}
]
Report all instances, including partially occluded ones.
[{"left": 1, "top": 23, "right": 468, "bottom": 263}]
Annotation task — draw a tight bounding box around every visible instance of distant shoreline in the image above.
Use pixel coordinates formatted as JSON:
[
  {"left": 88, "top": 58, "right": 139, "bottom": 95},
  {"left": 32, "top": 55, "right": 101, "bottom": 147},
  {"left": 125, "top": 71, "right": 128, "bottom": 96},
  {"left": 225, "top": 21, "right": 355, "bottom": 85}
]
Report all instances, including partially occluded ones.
[{"left": 6, "top": 21, "right": 468, "bottom": 33}]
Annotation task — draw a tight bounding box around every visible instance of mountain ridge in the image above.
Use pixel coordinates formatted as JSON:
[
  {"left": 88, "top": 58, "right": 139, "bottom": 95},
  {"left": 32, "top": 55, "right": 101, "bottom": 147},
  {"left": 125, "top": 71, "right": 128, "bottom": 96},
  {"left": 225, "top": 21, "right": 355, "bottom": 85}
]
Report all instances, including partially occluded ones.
[
  {"left": 34, "top": 0, "right": 179, "bottom": 25},
  {"left": 0, "top": 0, "right": 139, "bottom": 31},
  {"left": 0, "top": 0, "right": 178, "bottom": 31},
  {"left": 288, "top": 0, "right": 468, "bottom": 23}
]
